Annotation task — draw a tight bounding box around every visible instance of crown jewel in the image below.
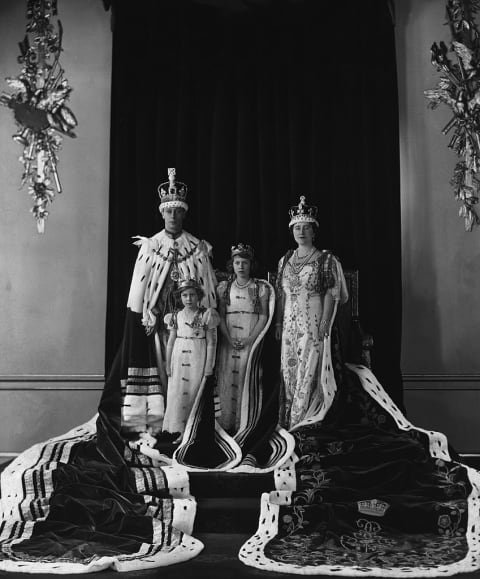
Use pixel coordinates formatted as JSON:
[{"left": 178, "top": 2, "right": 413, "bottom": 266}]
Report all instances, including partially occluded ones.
[
  {"left": 288, "top": 195, "right": 319, "bottom": 227},
  {"left": 158, "top": 168, "right": 188, "bottom": 211},
  {"left": 357, "top": 499, "right": 390, "bottom": 518},
  {"left": 231, "top": 242, "right": 255, "bottom": 260}
]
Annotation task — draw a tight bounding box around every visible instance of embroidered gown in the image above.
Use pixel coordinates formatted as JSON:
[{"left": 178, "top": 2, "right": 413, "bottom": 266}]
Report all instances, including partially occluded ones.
[
  {"left": 216, "top": 279, "right": 269, "bottom": 433},
  {"left": 241, "top": 253, "right": 480, "bottom": 576},
  {"left": 278, "top": 250, "right": 347, "bottom": 430},
  {"left": 163, "top": 307, "right": 220, "bottom": 435}
]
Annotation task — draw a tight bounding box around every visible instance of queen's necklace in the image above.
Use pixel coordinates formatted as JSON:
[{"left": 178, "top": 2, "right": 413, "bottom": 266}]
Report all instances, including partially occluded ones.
[{"left": 290, "top": 247, "right": 316, "bottom": 275}]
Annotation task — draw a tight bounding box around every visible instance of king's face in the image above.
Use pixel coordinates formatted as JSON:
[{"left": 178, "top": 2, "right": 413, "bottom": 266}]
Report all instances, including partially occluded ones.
[{"left": 162, "top": 207, "right": 185, "bottom": 234}]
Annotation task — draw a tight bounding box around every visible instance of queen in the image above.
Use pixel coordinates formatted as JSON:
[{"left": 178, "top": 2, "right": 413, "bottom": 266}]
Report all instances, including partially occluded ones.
[{"left": 275, "top": 196, "right": 348, "bottom": 430}]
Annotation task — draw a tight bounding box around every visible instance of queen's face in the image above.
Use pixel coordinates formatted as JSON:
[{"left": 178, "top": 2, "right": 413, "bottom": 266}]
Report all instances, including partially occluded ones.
[
  {"left": 233, "top": 256, "right": 251, "bottom": 279},
  {"left": 161, "top": 206, "right": 185, "bottom": 234},
  {"left": 292, "top": 221, "right": 315, "bottom": 246},
  {"left": 180, "top": 288, "right": 199, "bottom": 309}
]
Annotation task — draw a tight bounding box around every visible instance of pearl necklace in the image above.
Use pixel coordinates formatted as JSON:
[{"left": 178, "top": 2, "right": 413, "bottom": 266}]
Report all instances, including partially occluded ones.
[
  {"left": 290, "top": 247, "right": 316, "bottom": 274},
  {"left": 234, "top": 278, "right": 251, "bottom": 289}
]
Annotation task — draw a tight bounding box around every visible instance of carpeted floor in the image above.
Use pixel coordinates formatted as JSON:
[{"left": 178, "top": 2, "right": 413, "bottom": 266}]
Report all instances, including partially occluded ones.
[
  {"left": 2, "top": 459, "right": 480, "bottom": 577},
  {"left": 1, "top": 533, "right": 480, "bottom": 578}
]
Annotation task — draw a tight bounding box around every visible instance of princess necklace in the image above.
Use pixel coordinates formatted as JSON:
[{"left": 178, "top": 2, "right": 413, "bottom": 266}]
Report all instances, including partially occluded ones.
[{"left": 234, "top": 278, "right": 251, "bottom": 289}]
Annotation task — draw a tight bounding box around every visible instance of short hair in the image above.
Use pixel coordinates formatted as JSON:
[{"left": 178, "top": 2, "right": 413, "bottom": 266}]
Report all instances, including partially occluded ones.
[
  {"left": 174, "top": 283, "right": 204, "bottom": 300},
  {"left": 226, "top": 253, "right": 258, "bottom": 276}
]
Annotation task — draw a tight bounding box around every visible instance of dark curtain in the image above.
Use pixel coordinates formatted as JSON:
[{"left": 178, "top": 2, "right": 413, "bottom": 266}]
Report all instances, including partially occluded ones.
[{"left": 105, "top": 0, "right": 403, "bottom": 407}]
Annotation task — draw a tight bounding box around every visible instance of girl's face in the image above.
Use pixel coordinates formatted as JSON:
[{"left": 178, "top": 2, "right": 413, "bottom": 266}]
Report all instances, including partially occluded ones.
[
  {"left": 180, "top": 288, "right": 199, "bottom": 308},
  {"left": 233, "top": 256, "right": 251, "bottom": 278},
  {"left": 292, "top": 222, "right": 315, "bottom": 246}
]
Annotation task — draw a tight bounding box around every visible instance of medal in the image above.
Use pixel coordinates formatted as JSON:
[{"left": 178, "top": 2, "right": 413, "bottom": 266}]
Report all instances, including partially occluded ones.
[{"left": 170, "top": 266, "right": 180, "bottom": 282}]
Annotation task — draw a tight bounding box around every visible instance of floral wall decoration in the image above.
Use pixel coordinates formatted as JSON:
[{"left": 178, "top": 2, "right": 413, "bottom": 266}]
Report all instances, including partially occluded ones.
[
  {"left": 0, "top": 0, "right": 77, "bottom": 233},
  {"left": 425, "top": 0, "right": 480, "bottom": 231}
]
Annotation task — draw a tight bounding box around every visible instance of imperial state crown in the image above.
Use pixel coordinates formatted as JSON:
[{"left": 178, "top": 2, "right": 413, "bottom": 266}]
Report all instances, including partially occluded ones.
[{"left": 158, "top": 168, "right": 188, "bottom": 211}]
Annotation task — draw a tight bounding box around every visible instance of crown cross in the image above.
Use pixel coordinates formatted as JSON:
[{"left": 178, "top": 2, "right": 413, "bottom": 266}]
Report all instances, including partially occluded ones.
[{"left": 158, "top": 168, "right": 188, "bottom": 211}]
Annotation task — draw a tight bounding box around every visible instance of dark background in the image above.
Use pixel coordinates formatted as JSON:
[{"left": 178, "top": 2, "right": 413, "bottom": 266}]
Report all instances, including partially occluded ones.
[{"left": 105, "top": 0, "right": 403, "bottom": 406}]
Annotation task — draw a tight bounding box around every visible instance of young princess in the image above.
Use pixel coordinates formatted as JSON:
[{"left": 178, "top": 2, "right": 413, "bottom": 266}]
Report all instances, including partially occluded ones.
[
  {"left": 216, "top": 243, "right": 272, "bottom": 434},
  {"left": 162, "top": 278, "right": 220, "bottom": 441}
]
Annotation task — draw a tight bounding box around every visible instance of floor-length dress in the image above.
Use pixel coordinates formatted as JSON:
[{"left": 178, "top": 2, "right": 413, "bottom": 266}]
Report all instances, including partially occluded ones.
[
  {"left": 278, "top": 250, "right": 347, "bottom": 430},
  {"left": 237, "top": 255, "right": 480, "bottom": 577},
  {"left": 216, "top": 279, "right": 269, "bottom": 433},
  {"left": 163, "top": 307, "right": 219, "bottom": 435}
]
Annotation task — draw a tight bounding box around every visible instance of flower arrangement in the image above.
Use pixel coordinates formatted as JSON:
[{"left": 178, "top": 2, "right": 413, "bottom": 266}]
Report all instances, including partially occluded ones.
[
  {"left": 425, "top": 0, "right": 480, "bottom": 231},
  {"left": 0, "top": 0, "right": 77, "bottom": 233}
]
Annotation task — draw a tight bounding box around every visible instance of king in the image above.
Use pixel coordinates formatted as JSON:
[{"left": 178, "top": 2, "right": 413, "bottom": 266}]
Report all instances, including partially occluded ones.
[{"left": 122, "top": 169, "right": 218, "bottom": 437}]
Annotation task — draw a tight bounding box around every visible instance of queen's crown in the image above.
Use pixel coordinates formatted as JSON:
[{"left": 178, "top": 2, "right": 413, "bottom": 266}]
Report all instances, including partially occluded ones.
[
  {"left": 288, "top": 196, "right": 318, "bottom": 226},
  {"left": 158, "top": 168, "right": 188, "bottom": 210}
]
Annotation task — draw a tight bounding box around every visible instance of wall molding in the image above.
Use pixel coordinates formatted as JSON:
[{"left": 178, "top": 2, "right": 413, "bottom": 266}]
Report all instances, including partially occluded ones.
[
  {"left": 0, "top": 375, "right": 104, "bottom": 390},
  {"left": 402, "top": 373, "right": 480, "bottom": 390},
  {"left": 1, "top": 373, "right": 478, "bottom": 391}
]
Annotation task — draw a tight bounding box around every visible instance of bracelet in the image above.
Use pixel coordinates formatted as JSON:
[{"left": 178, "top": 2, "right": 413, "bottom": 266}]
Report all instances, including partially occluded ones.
[{"left": 320, "top": 320, "right": 329, "bottom": 327}]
